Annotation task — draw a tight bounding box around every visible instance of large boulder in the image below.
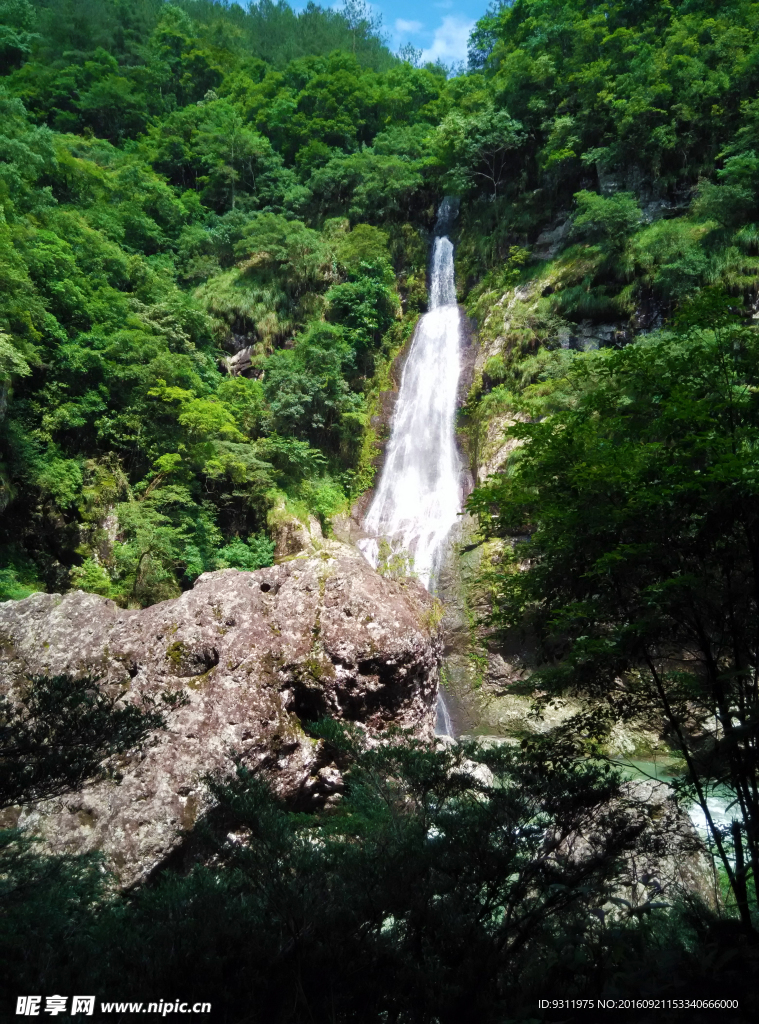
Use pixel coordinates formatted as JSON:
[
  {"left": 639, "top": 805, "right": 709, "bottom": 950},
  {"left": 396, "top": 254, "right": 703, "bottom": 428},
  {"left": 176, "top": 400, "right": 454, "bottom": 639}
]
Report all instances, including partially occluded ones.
[
  {"left": 554, "top": 777, "right": 718, "bottom": 909},
  {"left": 613, "top": 779, "right": 718, "bottom": 908},
  {"left": 0, "top": 546, "right": 440, "bottom": 886}
]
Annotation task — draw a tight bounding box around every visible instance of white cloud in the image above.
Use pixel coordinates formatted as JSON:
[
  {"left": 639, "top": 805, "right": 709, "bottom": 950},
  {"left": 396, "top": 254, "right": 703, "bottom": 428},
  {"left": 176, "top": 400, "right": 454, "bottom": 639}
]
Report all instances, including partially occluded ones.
[
  {"left": 421, "top": 15, "right": 475, "bottom": 64},
  {"left": 395, "top": 18, "right": 424, "bottom": 35}
]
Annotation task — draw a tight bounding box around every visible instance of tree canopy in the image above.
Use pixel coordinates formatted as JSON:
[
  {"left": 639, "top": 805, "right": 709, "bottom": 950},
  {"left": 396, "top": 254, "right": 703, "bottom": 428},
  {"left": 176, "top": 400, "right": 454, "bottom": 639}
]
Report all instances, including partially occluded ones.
[{"left": 0, "top": 0, "right": 447, "bottom": 604}]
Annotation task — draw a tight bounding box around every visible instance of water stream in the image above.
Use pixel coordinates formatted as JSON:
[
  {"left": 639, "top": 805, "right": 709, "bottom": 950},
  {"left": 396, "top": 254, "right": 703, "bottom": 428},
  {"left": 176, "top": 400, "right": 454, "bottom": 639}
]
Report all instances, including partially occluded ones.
[{"left": 359, "top": 200, "right": 462, "bottom": 735}]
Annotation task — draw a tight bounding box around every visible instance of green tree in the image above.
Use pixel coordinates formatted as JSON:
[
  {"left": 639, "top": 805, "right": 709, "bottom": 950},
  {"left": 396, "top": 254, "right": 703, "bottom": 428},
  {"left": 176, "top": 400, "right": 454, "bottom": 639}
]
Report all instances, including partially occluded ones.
[
  {"left": 216, "top": 532, "right": 274, "bottom": 570},
  {"left": 437, "top": 105, "right": 524, "bottom": 201},
  {"left": 467, "top": 292, "right": 759, "bottom": 929},
  {"left": 263, "top": 323, "right": 363, "bottom": 450},
  {"left": 0, "top": 0, "right": 37, "bottom": 72}
]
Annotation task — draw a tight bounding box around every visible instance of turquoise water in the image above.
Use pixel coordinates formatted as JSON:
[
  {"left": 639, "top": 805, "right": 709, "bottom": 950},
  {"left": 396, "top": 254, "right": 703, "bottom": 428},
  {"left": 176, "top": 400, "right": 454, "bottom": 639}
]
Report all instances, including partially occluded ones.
[{"left": 614, "top": 757, "right": 680, "bottom": 782}]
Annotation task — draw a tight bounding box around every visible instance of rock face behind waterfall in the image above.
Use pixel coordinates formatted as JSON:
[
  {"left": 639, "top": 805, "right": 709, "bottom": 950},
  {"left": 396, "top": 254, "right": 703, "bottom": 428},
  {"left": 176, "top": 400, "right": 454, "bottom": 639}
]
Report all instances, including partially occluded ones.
[{"left": 0, "top": 546, "right": 440, "bottom": 886}]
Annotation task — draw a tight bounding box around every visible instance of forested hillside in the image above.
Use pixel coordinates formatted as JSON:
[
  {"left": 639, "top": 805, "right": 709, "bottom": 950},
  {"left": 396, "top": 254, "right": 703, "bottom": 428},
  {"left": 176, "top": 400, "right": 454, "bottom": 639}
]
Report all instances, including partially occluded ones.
[
  {"left": 4, "top": 1, "right": 759, "bottom": 1016},
  {"left": 0, "top": 0, "right": 445, "bottom": 605},
  {"left": 3, "top": 0, "right": 759, "bottom": 608}
]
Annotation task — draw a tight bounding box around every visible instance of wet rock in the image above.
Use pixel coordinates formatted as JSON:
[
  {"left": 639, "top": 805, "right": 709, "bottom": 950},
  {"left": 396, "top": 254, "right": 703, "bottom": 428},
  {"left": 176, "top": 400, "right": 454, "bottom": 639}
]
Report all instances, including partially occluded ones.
[{"left": 0, "top": 547, "right": 440, "bottom": 886}]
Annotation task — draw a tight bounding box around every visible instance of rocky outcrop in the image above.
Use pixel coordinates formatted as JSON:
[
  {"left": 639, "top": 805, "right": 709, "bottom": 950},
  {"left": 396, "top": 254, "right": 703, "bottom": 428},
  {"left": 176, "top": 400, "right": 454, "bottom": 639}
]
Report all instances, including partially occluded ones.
[
  {"left": 619, "top": 779, "right": 718, "bottom": 908},
  {"left": 558, "top": 778, "right": 718, "bottom": 911},
  {"left": 0, "top": 546, "right": 440, "bottom": 886},
  {"left": 267, "top": 495, "right": 324, "bottom": 558}
]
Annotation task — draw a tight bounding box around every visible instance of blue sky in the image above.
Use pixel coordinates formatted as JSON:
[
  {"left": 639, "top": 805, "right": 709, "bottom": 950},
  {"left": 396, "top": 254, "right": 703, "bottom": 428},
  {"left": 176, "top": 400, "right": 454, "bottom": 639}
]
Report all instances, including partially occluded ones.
[
  {"left": 375, "top": 0, "right": 490, "bottom": 65},
  {"left": 296, "top": 2, "right": 492, "bottom": 66}
]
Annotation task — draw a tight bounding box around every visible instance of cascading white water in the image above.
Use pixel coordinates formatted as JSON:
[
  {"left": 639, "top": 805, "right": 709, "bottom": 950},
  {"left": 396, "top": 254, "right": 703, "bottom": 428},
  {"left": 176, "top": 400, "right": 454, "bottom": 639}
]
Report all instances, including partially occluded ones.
[
  {"left": 359, "top": 202, "right": 462, "bottom": 738},
  {"left": 359, "top": 213, "right": 463, "bottom": 590}
]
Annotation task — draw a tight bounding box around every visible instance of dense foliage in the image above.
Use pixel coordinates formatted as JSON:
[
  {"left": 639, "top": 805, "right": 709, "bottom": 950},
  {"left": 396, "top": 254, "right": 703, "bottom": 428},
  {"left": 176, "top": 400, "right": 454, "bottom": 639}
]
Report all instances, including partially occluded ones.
[
  {"left": 0, "top": 0, "right": 443, "bottom": 605},
  {"left": 461, "top": 0, "right": 759, "bottom": 940},
  {"left": 461, "top": 0, "right": 759, "bottom": 292},
  {"left": 468, "top": 293, "right": 759, "bottom": 926},
  {"left": 3, "top": 728, "right": 753, "bottom": 1022}
]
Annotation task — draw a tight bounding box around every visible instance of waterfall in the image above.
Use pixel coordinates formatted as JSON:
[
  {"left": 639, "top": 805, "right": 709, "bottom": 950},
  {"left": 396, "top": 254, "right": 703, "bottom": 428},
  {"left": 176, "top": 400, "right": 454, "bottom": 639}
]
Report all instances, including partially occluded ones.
[
  {"left": 435, "top": 689, "right": 454, "bottom": 738},
  {"left": 359, "top": 204, "right": 463, "bottom": 591},
  {"left": 359, "top": 200, "right": 462, "bottom": 738}
]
